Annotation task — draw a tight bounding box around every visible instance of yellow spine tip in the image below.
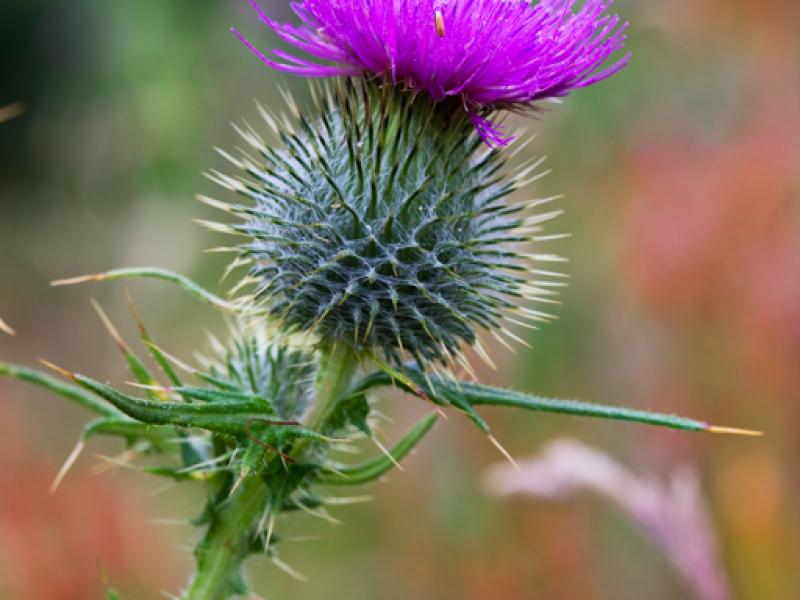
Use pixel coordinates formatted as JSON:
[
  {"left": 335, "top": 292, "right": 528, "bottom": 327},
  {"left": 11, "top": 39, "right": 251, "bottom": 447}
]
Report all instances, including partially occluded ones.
[
  {"left": 488, "top": 434, "right": 519, "bottom": 471},
  {"left": 707, "top": 425, "right": 764, "bottom": 437},
  {"left": 50, "top": 273, "right": 103, "bottom": 287},
  {"left": 38, "top": 358, "right": 75, "bottom": 380},
  {"left": 0, "top": 318, "right": 15, "bottom": 336},
  {"left": 90, "top": 299, "right": 129, "bottom": 351}
]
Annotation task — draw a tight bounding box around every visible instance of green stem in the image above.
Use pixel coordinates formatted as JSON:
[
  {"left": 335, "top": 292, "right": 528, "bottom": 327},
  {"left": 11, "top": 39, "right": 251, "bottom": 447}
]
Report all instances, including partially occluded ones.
[
  {"left": 183, "top": 477, "right": 268, "bottom": 600},
  {"left": 183, "top": 344, "right": 357, "bottom": 599},
  {"left": 292, "top": 342, "right": 358, "bottom": 459}
]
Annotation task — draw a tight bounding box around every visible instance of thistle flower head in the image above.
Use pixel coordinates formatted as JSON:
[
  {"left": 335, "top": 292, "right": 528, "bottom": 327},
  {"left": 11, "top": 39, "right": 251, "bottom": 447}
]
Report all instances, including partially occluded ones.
[
  {"left": 205, "top": 80, "right": 564, "bottom": 368},
  {"left": 233, "top": 0, "right": 629, "bottom": 145}
]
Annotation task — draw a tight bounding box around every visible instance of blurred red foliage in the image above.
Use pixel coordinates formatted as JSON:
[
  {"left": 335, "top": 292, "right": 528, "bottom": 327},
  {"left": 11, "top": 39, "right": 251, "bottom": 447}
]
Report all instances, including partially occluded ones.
[
  {"left": 620, "top": 91, "right": 800, "bottom": 399},
  {"left": 0, "top": 403, "right": 180, "bottom": 600}
]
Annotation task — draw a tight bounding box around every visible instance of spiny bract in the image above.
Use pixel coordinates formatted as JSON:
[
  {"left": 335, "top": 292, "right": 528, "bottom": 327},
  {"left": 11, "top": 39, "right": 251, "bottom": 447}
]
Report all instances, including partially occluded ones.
[
  {"left": 198, "top": 327, "right": 316, "bottom": 422},
  {"left": 204, "top": 79, "right": 565, "bottom": 368}
]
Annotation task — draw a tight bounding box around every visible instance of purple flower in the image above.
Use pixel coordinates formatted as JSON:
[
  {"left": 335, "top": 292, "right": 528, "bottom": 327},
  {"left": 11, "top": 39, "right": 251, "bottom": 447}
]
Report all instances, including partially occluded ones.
[
  {"left": 485, "top": 440, "right": 733, "bottom": 600},
  {"left": 232, "top": 0, "right": 630, "bottom": 146}
]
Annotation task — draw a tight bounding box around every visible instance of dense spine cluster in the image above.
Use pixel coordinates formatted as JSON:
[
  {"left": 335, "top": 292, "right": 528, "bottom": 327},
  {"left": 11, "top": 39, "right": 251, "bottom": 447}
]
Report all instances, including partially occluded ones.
[{"left": 205, "top": 79, "right": 564, "bottom": 368}]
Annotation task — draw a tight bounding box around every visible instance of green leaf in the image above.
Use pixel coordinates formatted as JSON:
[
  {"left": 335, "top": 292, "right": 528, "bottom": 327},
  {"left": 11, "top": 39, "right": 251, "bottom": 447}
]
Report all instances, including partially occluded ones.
[
  {"left": 318, "top": 412, "right": 438, "bottom": 485},
  {"left": 82, "top": 417, "right": 176, "bottom": 450},
  {"left": 447, "top": 380, "right": 710, "bottom": 432},
  {"left": 173, "top": 386, "right": 274, "bottom": 411},
  {"left": 72, "top": 374, "right": 268, "bottom": 434},
  {"left": 91, "top": 300, "right": 163, "bottom": 401},
  {"left": 354, "top": 368, "right": 713, "bottom": 433},
  {"left": 51, "top": 267, "right": 263, "bottom": 315},
  {"left": 323, "top": 392, "right": 371, "bottom": 437},
  {"left": 0, "top": 362, "right": 121, "bottom": 418}
]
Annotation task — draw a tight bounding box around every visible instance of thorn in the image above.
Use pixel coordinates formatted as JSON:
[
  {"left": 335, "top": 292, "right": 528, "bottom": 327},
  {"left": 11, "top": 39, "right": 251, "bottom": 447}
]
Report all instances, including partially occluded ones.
[
  {"left": 295, "top": 502, "right": 341, "bottom": 525},
  {"left": 192, "top": 218, "right": 240, "bottom": 235},
  {"left": 202, "top": 246, "right": 240, "bottom": 254},
  {"left": 50, "top": 440, "right": 85, "bottom": 494},
  {"left": 0, "top": 317, "right": 15, "bottom": 336},
  {"left": 490, "top": 330, "right": 515, "bottom": 354},
  {"left": 90, "top": 299, "right": 128, "bottom": 351},
  {"left": 229, "top": 470, "right": 248, "bottom": 497},
  {"left": 147, "top": 518, "right": 191, "bottom": 526},
  {"left": 196, "top": 194, "right": 234, "bottom": 213},
  {"left": 176, "top": 451, "right": 234, "bottom": 474},
  {"left": 282, "top": 535, "right": 324, "bottom": 543},
  {"left": 473, "top": 339, "right": 497, "bottom": 371},
  {"left": 323, "top": 495, "right": 373, "bottom": 505},
  {"left": 488, "top": 434, "right": 519, "bottom": 470},
  {"left": 149, "top": 480, "right": 179, "bottom": 497},
  {"left": 91, "top": 449, "right": 141, "bottom": 474},
  {"left": 371, "top": 436, "right": 404, "bottom": 471},
  {"left": 123, "top": 287, "right": 147, "bottom": 336},
  {"left": 0, "top": 101, "right": 25, "bottom": 123},
  {"left": 125, "top": 381, "right": 172, "bottom": 392},
  {"left": 264, "top": 513, "right": 276, "bottom": 552},
  {"left": 50, "top": 273, "right": 104, "bottom": 286},
  {"left": 38, "top": 358, "right": 75, "bottom": 381},
  {"left": 271, "top": 556, "right": 308, "bottom": 582},
  {"left": 146, "top": 343, "right": 197, "bottom": 374},
  {"left": 707, "top": 425, "right": 763, "bottom": 437}
]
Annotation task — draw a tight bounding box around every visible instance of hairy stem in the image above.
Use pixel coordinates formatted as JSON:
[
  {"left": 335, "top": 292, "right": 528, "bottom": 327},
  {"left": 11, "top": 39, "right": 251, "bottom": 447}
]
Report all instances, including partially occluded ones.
[
  {"left": 183, "top": 344, "right": 357, "bottom": 599},
  {"left": 292, "top": 342, "right": 358, "bottom": 459},
  {"left": 183, "top": 477, "right": 268, "bottom": 600}
]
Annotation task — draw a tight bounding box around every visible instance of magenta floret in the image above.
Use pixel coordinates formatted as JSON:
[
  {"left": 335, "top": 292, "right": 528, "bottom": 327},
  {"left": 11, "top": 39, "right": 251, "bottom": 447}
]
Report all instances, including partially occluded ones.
[{"left": 233, "top": 0, "right": 629, "bottom": 145}]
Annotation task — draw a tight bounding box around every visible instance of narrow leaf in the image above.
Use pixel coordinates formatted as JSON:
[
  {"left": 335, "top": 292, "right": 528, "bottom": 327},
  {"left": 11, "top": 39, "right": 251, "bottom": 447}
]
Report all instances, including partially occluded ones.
[
  {"left": 91, "top": 300, "right": 163, "bottom": 400},
  {"left": 318, "top": 413, "right": 438, "bottom": 485},
  {"left": 82, "top": 417, "right": 175, "bottom": 449},
  {"left": 0, "top": 362, "right": 120, "bottom": 417},
  {"left": 354, "top": 368, "right": 758, "bottom": 434},
  {"left": 51, "top": 267, "right": 263, "bottom": 315},
  {"left": 70, "top": 373, "right": 266, "bottom": 434}
]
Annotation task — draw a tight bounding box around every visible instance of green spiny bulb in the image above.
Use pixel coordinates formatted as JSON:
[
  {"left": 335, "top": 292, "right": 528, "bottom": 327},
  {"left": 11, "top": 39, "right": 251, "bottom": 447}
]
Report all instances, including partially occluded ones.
[
  {"left": 204, "top": 78, "right": 565, "bottom": 368},
  {"left": 198, "top": 328, "right": 315, "bottom": 422}
]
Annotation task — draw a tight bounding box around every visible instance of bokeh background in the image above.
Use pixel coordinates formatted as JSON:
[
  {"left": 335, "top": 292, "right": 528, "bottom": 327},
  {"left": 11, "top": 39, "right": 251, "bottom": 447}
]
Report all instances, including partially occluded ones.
[{"left": 1, "top": 1, "right": 798, "bottom": 598}]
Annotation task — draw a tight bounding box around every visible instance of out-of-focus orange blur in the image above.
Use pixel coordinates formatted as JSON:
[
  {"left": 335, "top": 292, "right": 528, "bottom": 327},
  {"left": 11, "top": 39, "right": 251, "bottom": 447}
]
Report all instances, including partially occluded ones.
[{"left": 1, "top": 0, "right": 797, "bottom": 598}]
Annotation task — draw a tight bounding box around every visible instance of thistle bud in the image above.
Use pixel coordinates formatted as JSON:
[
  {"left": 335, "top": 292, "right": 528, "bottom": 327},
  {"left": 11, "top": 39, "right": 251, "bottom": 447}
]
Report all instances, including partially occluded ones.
[{"left": 207, "top": 79, "right": 562, "bottom": 368}]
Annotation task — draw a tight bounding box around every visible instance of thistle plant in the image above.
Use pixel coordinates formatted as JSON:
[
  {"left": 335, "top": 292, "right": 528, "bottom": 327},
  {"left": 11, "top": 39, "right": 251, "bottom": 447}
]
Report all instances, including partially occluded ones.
[{"left": 0, "top": 1, "right": 759, "bottom": 598}]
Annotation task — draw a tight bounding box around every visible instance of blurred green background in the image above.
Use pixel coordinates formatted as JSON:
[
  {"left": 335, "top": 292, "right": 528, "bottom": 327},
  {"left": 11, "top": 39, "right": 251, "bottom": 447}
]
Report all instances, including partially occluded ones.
[{"left": 1, "top": 1, "right": 798, "bottom": 598}]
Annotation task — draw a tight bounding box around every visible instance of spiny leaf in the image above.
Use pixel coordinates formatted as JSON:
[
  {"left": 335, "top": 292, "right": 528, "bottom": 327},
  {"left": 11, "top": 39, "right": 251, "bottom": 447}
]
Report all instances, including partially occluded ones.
[
  {"left": 67, "top": 372, "right": 268, "bottom": 434},
  {"left": 354, "top": 368, "right": 760, "bottom": 435},
  {"left": 124, "top": 289, "right": 184, "bottom": 387},
  {"left": 51, "top": 267, "right": 263, "bottom": 315},
  {"left": 317, "top": 413, "right": 438, "bottom": 485},
  {"left": 82, "top": 417, "right": 176, "bottom": 449},
  {"left": 91, "top": 300, "right": 164, "bottom": 401},
  {"left": 323, "top": 392, "right": 371, "bottom": 437},
  {"left": 170, "top": 385, "right": 274, "bottom": 411},
  {"left": 0, "top": 362, "right": 121, "bottom": 417}
]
